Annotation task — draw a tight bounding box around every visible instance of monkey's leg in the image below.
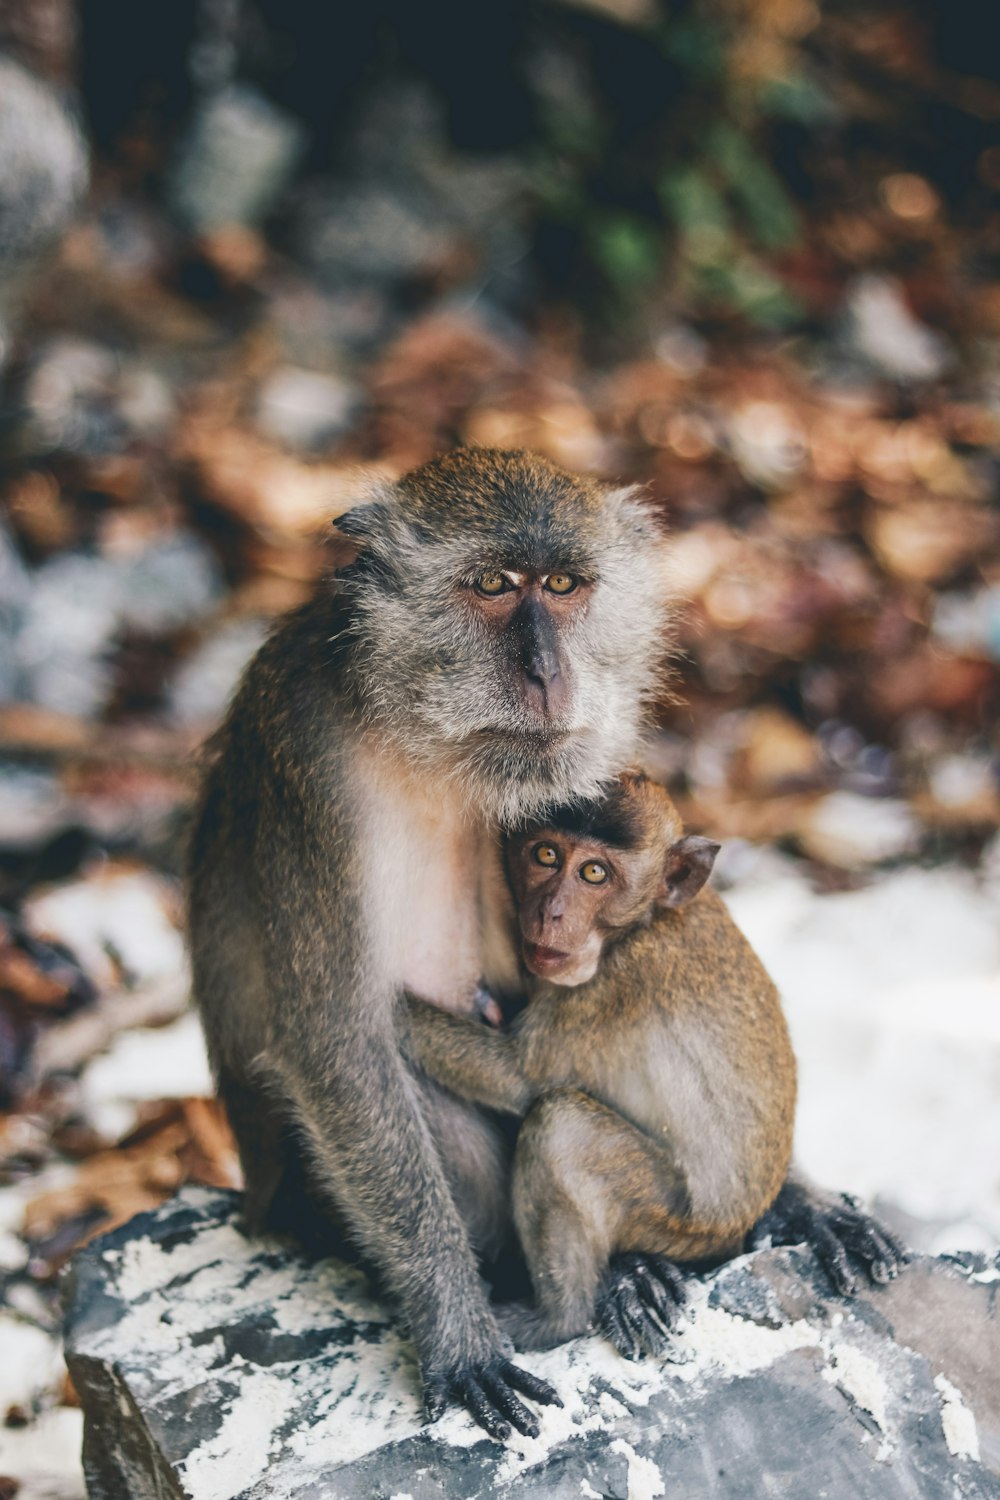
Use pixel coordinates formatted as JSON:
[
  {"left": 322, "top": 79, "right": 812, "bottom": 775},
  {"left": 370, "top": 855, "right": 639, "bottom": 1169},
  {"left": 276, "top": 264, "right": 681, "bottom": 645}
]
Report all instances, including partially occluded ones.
[
  {"left": 215, "top": 1064, "right": 288, "bottom": 1232},
  {"left": 416, "top": 1074, "right": 514, "bottom": 1264},
  {"left": 501, "top": 1089, "right": 691, "bottom": 1354},
  {"left": 749, "top": 1174, "right": 909, "bottom": 1295}
]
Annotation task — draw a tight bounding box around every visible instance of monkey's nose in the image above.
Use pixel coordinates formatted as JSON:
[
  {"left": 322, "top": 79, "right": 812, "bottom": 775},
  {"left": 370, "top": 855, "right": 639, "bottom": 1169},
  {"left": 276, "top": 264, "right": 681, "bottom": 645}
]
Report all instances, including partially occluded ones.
[
  {"left": 522, "top": 666, "right": 562, "bottom": 718},
  {"left": 516, "top": 597, "right": 567, "bottom": 718}
]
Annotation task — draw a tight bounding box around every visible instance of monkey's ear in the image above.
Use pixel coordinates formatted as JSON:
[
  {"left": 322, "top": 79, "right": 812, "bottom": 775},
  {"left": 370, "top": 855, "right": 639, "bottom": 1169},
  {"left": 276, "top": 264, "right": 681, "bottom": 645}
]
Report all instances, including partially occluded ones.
[
  {"left": 330, "top": 500, "right": 394, "bottom": 570},
  {"left": 657, "top": 835, "right": 720, "bottom": 909}
]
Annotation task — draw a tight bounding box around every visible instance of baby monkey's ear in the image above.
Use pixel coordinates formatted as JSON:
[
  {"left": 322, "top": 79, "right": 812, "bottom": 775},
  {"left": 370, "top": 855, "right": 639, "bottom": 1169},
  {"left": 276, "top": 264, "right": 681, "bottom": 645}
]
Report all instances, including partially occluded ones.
[{"left": 658, "top": 835, "right": 721, "bottom": 909}]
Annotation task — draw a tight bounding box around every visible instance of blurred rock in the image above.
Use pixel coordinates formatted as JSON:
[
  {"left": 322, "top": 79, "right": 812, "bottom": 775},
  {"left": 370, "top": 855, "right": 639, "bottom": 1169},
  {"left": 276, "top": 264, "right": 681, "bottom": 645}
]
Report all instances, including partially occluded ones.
[
  {"left": 300, "top": 183, "right": 455, "bottom": 286},
  {"left": 0, "top": 55, "right": 87, "bottom": 360},
  {"left": 111, "top": 531, "right": 223, "bottom": 636},
  {"left": 13, "top": 531, "right": 224, "bottom": 717},
  {"left": 168, "top": 85, "right": 307, "bottom": 234},
  {"left": 921, "top": 753, "right": 1000, "bottom": 828},
  {"left": 15, "top": 552, "right": 120, "bottom": 717},
  {"left": 0, "top": 517, "right": 31, "bottom": 699},
  {"left": 727, "top": 401, "right": 807, "bottom": 488},
  {"left": 168, "top": 619, "right": 269, "bottom": 729},
  {"left": 800, "top": 791, "right": 921, "bottom": 867},
  {"left": 0, "top": 766, "right": 71, "bottom": 848},
  {"left": 22, "top": 337, "right": 122, "bottom": 455},
  {"left": 844, "top": 275, "right": 952, "bottom": 383},
  {"left": 255, "top": 367, "right": 357, "bottom": 453},
  {"left": 116, "top": 364, "right": 175, "bottom": 440},
  {"left": 22, "top": 864, "right": 184, "bottom": 992},
  {"left": 933, "top": 587, "right": 1000, "bottom": 663}
]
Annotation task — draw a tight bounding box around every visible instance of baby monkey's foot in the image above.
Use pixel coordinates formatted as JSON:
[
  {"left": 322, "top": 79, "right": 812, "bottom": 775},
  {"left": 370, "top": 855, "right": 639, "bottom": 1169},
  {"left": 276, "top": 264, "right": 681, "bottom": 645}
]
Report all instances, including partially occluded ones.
[
  {"left": 750, "top": 1181, "right": 910, "bottom": 1296},
  {"left": 597, "top": 1252, "right": 689, "bottom": 1360}
]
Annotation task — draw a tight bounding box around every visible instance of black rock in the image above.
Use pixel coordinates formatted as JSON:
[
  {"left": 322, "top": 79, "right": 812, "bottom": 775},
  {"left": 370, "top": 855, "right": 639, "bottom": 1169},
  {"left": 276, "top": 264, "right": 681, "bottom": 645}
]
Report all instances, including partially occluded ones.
[{"left": 63, "top": 1187, "right": 1000, "bottom": 1499}]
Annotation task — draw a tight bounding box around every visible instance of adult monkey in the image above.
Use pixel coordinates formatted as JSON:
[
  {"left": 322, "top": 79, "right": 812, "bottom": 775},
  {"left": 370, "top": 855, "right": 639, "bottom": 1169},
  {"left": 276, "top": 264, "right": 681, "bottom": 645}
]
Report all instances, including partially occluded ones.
[{"left": 189, "top": 448, "right": 896, "bottom": 1440}]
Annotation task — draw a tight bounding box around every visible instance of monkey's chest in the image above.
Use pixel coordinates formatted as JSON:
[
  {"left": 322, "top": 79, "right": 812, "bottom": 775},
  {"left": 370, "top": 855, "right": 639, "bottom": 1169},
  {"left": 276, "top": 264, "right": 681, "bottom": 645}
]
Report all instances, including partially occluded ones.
[{"left": 357, "top": 766, "right": 515, "bottom": 1013}]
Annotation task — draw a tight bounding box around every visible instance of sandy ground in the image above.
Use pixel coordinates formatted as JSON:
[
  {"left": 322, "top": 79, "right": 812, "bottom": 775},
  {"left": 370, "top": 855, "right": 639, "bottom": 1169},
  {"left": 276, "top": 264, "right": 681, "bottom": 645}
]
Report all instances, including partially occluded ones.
[{"left": 1, "top": 857, "right": 997, "bottom": 1497}]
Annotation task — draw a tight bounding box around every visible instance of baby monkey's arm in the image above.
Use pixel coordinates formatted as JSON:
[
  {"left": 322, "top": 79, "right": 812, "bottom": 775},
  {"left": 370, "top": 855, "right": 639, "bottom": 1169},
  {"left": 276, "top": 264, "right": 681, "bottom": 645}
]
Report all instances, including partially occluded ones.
[{"left": 404, "top": 994, "right": 534, "bottom": 1116}]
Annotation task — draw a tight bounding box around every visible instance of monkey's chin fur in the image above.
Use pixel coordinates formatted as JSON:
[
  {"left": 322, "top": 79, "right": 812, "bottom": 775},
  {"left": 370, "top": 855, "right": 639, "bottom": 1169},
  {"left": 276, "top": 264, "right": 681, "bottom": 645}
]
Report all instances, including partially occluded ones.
[{"left": 434, "top": 719, "right": 642, "bottom": 829}]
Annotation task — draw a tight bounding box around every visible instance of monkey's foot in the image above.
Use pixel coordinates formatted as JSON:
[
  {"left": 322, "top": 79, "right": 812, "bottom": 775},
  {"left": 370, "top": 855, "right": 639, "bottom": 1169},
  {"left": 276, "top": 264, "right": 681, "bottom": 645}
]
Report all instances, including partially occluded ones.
[
  {"left": 597, "top": 1252, "right": 689, "bottom": 1360},
  {"left": 423, "top": 1355, "right": 562, "bottom": 1443},
  {"left": 749, "top": 1181, "right": 910, "bottom": 1296}
]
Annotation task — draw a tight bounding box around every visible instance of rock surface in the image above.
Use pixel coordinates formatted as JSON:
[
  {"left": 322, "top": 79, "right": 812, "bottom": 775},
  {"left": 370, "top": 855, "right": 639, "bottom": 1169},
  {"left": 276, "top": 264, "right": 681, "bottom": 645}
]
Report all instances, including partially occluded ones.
[{"left": 63, "top": 1187, "right": 1000, "bottom": 1500}]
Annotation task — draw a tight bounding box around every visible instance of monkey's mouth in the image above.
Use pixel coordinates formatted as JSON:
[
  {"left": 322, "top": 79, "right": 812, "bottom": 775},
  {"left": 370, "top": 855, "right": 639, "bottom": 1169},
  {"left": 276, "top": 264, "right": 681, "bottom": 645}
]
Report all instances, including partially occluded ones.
[
  {"left": 474, "top": 726, "right": 572, "bottom": 748},
  {"left": 523, "top": 942, "right": 571, "bottom": 975}
]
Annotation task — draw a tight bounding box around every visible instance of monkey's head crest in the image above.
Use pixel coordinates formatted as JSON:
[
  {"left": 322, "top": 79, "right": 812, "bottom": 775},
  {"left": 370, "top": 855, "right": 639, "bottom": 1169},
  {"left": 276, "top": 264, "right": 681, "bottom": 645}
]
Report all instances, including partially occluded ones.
[{"left": 331, "top": 448, "right": 676, "bottom": 824}]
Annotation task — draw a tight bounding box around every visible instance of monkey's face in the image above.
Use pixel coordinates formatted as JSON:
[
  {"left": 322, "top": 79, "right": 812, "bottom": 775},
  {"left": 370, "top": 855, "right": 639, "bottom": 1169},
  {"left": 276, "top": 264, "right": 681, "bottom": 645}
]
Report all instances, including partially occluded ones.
[
  {"left": 506, "top": 827, "right": 661, "bottom": 985},
  {"left": 505, "top": 773, "right": 720, "bottom": 985},
  {"left": 333, "top": 450, "right": 673, "bottom": 823}
]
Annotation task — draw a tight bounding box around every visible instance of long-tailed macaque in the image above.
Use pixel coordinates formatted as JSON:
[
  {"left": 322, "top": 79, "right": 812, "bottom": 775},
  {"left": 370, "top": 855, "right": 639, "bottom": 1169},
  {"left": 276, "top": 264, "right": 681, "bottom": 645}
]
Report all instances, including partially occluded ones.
[
  {"left": 189, "top": 450, "right": 673, "bottom": 1438},
  {"left": 190, "top": 448, "right": 905, "bottom": 1439},
  {"left": 406, "top": 773, "right": 905, "bottom": 1352}
]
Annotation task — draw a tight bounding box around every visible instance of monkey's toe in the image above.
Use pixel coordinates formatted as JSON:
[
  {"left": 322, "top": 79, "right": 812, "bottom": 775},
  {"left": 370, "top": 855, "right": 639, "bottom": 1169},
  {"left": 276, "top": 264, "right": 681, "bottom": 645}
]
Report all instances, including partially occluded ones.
[
  {"left": 597, "top": 1252, "right": 688, "bottom": 1359},
  {"left": 424, "top": 1354, "right": 560, "bottom": 1443},
  {"left": 751, "top": 1183, "right": 910, "bottom": 1296}
]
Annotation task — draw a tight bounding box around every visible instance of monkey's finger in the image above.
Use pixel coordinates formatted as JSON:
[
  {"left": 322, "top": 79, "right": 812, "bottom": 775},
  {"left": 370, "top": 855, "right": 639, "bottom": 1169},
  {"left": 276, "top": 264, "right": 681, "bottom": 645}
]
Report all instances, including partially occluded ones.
[
  {"left": 639, "top": 1274, "right": 687, "bottom": 1335},
  {"left": 810, "top": 1218, "right": 858, "bottom": 1296},
  {"left": 638, "top": 1256, "right": 689, "bottom": 1323},
  {"left": 479, "top": 1371, "right": 541, "bottom": 1439},
  {"left": 839, "top": 1217, "right": 909, "bottom": 1284},
  {"left": 850, "top": 1211, "right": 910, "bottom": 1271},
  {"left": 498, "top": 1360, "right": 562, "bottom": 1407},
  {"left": 599, "top": 1295, "right": 642, "bottom": 1360},
  {"left": 455, "top": 1374, "right": 511, "bottom": 1443},
  {"left": 423, "top": 1378, "right": 447, "bottom": 1424},
  {"left": 617, "top": 1282, "right": 664, "bottom": 1356}
]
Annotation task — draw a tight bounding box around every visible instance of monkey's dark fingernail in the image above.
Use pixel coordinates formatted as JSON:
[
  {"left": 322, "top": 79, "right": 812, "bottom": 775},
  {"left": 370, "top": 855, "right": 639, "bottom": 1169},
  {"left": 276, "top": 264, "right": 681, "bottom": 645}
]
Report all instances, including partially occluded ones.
[
  {"left": 459, "top": 1375, "right": 510, "bottom": 1441},
  {"left": 503, "top": 1363, "right": 561, "bottom": 1405},
  {"left": 482, "top": 1372, "right": 540, "bottom": 1437}
]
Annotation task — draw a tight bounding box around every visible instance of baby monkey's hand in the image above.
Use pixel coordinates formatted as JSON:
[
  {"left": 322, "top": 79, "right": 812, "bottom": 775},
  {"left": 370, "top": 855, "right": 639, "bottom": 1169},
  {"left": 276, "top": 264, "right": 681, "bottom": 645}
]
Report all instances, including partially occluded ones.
[{"left": 472, "top": 983, "right": 505, "bottom": 1029}]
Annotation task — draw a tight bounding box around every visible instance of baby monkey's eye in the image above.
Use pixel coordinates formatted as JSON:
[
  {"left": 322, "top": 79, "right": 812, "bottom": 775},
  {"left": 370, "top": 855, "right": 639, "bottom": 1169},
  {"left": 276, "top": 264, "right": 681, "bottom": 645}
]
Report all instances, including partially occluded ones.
[
  {"left": 475, "top": 571, "right": 509, "bottom": 596},
  {"left": 533, "top": 842, "right": 560, "bottom": 868},
  {"left": 545, "top": 573, "right": 577, "bottom": 595},
  {"left": 580, "top": 861, "right": 608, "bottom": 885}
]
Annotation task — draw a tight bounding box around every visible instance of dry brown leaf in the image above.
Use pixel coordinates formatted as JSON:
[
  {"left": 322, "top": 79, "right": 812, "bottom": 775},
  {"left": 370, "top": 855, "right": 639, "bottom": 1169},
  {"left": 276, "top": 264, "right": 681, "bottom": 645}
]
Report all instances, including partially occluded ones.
[{"left": 23, "top": 1098, "right": 239, "bottom": 1265}]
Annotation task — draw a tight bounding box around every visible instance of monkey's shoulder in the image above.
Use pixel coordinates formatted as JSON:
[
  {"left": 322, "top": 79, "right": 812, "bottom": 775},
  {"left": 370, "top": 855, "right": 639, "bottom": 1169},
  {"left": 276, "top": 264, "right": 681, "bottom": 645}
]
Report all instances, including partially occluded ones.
[{"left": 647, "top": 888, "right": 776, "bottom": 998}]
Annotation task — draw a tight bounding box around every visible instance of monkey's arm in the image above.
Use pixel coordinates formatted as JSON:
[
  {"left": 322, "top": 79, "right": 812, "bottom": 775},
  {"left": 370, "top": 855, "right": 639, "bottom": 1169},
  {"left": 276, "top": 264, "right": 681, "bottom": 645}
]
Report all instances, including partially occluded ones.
[{"left": 404, "top": 995, "right": 535, "bottom": 1116}]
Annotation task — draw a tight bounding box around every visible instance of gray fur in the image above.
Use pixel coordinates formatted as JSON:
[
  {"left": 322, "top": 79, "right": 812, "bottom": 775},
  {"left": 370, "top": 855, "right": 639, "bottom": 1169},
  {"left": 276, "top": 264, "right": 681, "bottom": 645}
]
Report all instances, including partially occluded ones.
[{"left": 188, "top": 449, "right": 674, "bottom": 1436}]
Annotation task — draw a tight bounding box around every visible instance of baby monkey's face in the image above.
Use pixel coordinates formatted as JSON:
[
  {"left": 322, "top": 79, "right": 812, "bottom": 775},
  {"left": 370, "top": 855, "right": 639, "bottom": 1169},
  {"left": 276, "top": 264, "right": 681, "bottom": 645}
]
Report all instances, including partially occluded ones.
[{"left": 505, "top": 775, "right": 720, "bottom": 987}]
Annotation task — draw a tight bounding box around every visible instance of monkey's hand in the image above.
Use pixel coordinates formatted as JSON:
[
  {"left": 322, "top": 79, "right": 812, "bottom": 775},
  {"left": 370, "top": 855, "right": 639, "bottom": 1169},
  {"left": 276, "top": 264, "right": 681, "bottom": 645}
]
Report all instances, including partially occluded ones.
[
  {"left": 471, "top": 983, "right": 505, "bottom": 1029},
  {"left": 423, "top": 1355, "right": 562, "bottom": 1443},
  {"left": 597, "top": 1252, "right": 689, "bottom": 1360},
  {"left": 749, "top": 1179, "right": 909, "bottom": 1296}
]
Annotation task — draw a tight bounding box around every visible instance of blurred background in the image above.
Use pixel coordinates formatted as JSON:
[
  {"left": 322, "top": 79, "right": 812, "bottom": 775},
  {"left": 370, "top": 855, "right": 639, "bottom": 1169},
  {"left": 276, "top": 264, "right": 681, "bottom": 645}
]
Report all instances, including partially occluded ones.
[{"left": 1, "top": 0, "right": 998, "bottom": 1493}]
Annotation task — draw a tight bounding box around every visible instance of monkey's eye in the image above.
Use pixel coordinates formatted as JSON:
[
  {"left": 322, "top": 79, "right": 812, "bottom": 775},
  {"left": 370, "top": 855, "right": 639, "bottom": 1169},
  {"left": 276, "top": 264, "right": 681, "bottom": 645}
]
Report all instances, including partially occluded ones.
[
  {"left": 475, "top": 571, "right": 510, "bottom": 596},
  {"left": 545, "top": 573, "right": 577, "bottom": 595},
  {"left": 580, "top": 861, "right": 608, "bottom": 885},
  {"left": 533, "top": 842, "right": 560, "bottom": 868}
]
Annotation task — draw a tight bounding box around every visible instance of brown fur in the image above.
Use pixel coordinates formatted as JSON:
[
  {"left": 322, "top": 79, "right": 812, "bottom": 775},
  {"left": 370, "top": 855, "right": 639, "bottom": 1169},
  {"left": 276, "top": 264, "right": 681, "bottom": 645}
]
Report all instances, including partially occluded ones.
[{"left": 405, "top": 777, "right": 796, "bottom": 1350}]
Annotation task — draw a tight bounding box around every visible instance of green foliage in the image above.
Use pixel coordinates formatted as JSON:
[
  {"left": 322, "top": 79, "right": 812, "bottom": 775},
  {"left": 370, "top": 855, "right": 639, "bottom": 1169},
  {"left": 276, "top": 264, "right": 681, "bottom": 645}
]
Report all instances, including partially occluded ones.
[{"left": 525, "top": 5, "right": 821, "bottom": 330}]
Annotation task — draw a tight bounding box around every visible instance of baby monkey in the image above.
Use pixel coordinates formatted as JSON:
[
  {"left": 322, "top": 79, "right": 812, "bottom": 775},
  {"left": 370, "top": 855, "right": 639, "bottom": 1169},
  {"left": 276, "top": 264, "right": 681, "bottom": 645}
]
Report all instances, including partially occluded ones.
[{"left": 405, "top": 772, "right": 797, "bottom": 1355}]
